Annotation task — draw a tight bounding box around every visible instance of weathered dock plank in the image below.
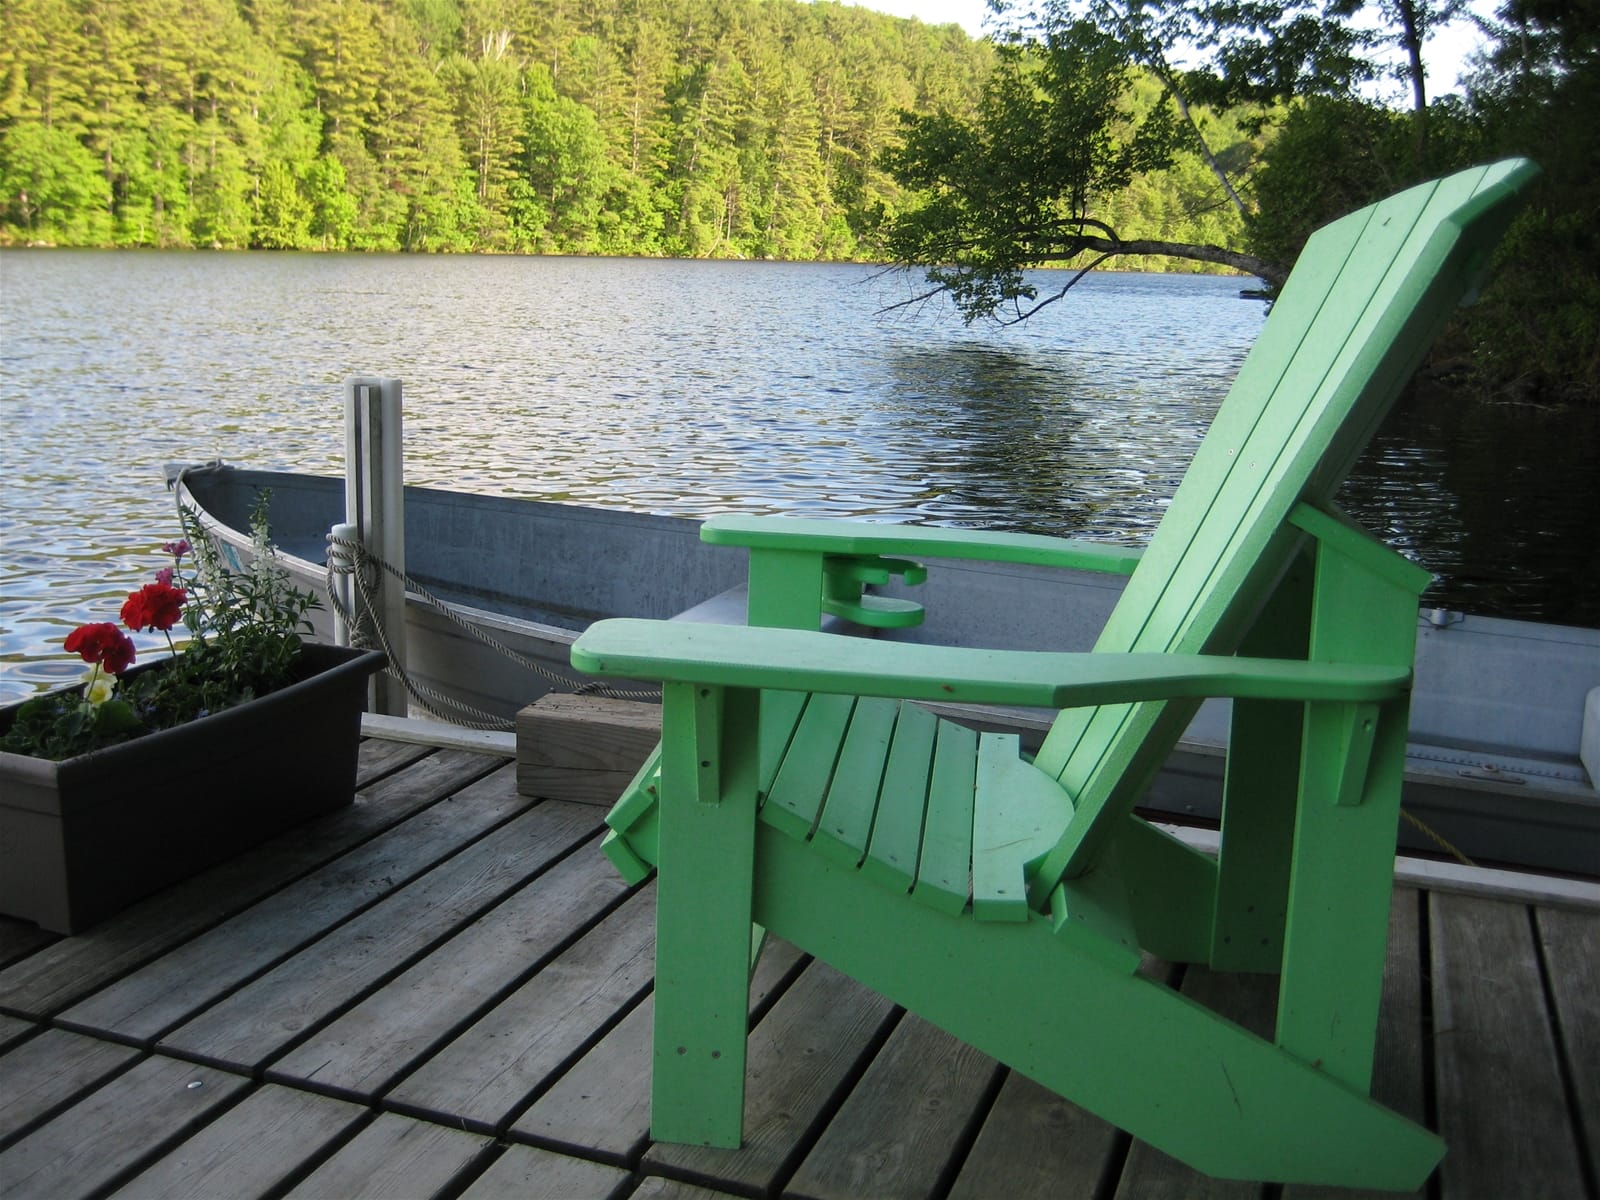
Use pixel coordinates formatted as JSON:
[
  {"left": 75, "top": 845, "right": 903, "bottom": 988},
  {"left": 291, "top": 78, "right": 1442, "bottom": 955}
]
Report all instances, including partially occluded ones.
[
  {"left": 105, "top": 1083, "right": 366, "bottom": 1199},
  {"left": 0, "top": 1027, "right": 140, "bottom": 1145},
  {"left": 456, "top": 1143, "right": 631, "bottom": 1200},
  {"left": 1, "top": 730, "right": 1595, "bottom": 1200},
  {"left": 644, "top": 960, "right": 899, "bottom": 1194},
  {"left": 1115, "top": 1142, "right": 1263, "bottom": 1200},
  {"left": 784, "top": 1015, "right": 999, "bottom": 1200},
  {"left": 1431, "top": 891, "right": 1587, "bottom": 1199},
  {"left": 0, "top": 921, "right": 56, "bottom": 972},
  {"left": 0, "top": 748, "right": 503, "bottom": 1018},
  {"left": 386, "top": 885, "right": 657, "bottom": 1131},
  {"left": 267, "top": 844, "right": 631, "bottom": 1101},
  {"left": 1536, "top": 904, "right": 1600, "bottom": 1187},
  {"left": 355, "top": 735, "right": 435, "bottom": 786},
  {"left": 59, "top": 763, "right": 536, "bottom": 1045},
  {"left": 0, "top": 1012, "right": 34, "bottom": 1054},
  {"left": 630, "top": 1178, "right": 751, "bottom": 1200},
  {"left": 281, "top": 1110, "right": 492, "bottom": 1199},
  {"left": 514, "top": 938, "right": 807, "bottom": 1162},
  {"left": 945, "top": 1071, "right": 1117, "bottom": 1200},
  {"left": 0, "top": 1054, "right": 250, "bottom": 1200},
  {"left": 157, "top": 800, "right": 602, "bottom": 1072}
]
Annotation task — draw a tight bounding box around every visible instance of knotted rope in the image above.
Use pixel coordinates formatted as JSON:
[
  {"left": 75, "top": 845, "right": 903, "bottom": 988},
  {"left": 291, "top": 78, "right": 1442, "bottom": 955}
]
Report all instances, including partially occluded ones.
[{"left": 324, "top": 531, "right": 660, "bottom": 731}]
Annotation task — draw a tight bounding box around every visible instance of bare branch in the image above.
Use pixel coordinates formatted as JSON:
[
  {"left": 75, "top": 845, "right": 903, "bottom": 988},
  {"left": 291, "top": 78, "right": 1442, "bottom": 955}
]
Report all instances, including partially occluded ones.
[{"left": 998, "top": 250, "right": 1118, "bottom": 323}]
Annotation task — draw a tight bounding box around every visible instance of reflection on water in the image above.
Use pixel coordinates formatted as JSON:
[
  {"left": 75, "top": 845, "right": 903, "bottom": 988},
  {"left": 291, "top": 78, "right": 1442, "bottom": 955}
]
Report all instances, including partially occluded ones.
[
  {"left": 1, "top": 249, "right": 1594, "bottom": 700},
  {"left": 1342, "top": 386, "right": 1600, "bottom": 626}
]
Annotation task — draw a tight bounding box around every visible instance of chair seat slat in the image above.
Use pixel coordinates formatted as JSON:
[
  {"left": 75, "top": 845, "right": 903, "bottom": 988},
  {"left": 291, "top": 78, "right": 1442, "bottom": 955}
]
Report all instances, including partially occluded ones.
[
  {"left": 811, "top": 698, "right": 899, "bottom": 868},
  {"left": 860, "top": 702, "right": 938, "bottom": 892},
  {"left": 762, "top": 693, "right": 856, "bottom": 841},
  {"left": 911, "top": 720, "right": 979, "bottom": 914}
]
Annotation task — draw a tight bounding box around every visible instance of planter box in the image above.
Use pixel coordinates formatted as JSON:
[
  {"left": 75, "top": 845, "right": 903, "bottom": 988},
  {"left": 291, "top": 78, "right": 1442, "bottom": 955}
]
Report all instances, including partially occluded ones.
[{"left": 0, "top": 643, "right": 387, "bottom": 934}]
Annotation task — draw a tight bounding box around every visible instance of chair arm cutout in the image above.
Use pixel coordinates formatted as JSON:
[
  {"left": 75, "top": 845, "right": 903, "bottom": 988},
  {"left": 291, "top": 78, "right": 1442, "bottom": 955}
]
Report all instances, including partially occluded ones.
[{"left": 821, "top": 554, "right": 929, "bottom": 629}]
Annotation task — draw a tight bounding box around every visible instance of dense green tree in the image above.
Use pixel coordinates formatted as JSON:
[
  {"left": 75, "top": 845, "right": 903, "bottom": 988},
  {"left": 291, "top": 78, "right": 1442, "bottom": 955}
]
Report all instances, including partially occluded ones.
[
  {"left": 303, "top": 150, "right": 356, "bottom": 245},
  {"left": 254, "top": 156, "right": 312, "bottom": 245},
  {"left": 881, "top": 24, "right": 1275, "bottom": 323},
  {"left": 0, "top": 120, "right": 111, "bottom": 241},
  {"left": 524, "top": 64, "right": 613, "bottom": 250}
]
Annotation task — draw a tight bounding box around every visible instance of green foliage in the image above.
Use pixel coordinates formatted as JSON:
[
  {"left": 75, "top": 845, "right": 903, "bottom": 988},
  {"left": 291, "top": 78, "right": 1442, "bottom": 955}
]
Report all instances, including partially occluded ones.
[
  {"left": 0, "top": 493, "right": 320, "bottom": 761},
  {"left": 0, "top": 691, "right": 142, "bottom": 761},
  {"left": 0, "top": 0, "right": 999, "bottom": 259},
  {"left": 1244, "top": 97, "right": 1416, "bottom": 271},
  {"left": 1247, "top": 77, "right": 1597, "bottom": 402},
  {"left": 880, "top": 24, "right": 1268, "bottom": 322},
  {"left": 0, "top": 120, "right": 111, "bottom": 242}
]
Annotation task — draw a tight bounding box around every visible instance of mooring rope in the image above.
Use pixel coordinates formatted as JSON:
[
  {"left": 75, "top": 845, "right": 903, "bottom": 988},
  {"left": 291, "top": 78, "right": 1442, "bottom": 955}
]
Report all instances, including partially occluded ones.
[
  {"left": 1400, "top": 808, "right": 1478, "bottom": 868},
  {"left": 324, "top": 532, "right": 660, "bottom": 731}
]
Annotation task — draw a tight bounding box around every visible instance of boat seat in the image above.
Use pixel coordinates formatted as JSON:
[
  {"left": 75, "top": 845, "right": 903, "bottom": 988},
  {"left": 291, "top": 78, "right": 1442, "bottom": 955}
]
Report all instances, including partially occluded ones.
[{"left": 671, "top": 582, "right": 850, "bottom": 633}]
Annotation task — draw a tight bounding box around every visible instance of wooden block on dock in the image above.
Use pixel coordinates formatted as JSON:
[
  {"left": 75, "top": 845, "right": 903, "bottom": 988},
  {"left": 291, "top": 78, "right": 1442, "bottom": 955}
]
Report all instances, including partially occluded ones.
[{"left": 516, "top": 694, "right": 661, "bottom": 805}]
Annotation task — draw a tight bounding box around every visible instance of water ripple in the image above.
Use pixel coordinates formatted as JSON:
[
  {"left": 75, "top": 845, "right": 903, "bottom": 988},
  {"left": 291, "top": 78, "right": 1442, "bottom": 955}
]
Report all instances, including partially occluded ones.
[{"left": 3, "top": 249, "right": 1593, "bottom": 699}]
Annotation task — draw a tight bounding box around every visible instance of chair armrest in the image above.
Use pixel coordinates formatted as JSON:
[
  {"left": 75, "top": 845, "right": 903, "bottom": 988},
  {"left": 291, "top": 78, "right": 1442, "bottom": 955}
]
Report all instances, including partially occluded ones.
[
  {"left": 702, "top": 515, "right": 1143, "bottom": 575},
  {"left": 571, "top": 619, "right": 1410, "bottom": 709}
]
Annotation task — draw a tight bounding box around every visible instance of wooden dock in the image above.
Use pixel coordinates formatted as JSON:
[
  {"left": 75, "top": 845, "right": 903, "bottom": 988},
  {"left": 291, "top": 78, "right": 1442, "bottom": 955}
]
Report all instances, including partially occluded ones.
[{"left": 2, "top": 735, "right": 1595, "bottom": 1200}]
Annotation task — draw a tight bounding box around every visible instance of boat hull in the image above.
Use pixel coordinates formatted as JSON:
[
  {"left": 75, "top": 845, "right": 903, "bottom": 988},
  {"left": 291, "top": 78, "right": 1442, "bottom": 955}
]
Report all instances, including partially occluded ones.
[{"left": 169, "top": 463, "right": 1600, "bottom": 876}]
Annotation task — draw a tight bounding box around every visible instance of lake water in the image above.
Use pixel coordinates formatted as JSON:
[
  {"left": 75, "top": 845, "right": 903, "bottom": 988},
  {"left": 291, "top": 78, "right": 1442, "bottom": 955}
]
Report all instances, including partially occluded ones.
[{"left": 2, "top": 249, "right": 1595, "bottom": 701}]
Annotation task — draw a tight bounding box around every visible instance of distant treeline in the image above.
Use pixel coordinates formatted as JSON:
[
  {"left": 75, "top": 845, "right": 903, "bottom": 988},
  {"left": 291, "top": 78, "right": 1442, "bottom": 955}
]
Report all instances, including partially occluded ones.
[{"left": 0, "top": 0, "right": 1249, "bottom": 262}]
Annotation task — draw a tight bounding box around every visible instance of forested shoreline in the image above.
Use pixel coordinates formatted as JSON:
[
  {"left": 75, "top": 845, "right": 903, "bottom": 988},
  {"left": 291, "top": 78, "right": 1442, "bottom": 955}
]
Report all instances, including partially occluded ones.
[
  {"left": 4, "top": 0, "right": 1594, "bottom": 401},
  {"left": 0, "top": 0, "right": 1258, "bottom": 263}
]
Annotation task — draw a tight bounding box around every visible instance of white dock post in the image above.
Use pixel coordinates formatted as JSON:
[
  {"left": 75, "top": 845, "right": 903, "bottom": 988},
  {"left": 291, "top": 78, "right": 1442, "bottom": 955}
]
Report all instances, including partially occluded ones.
[
  {"left": 328, "top": 521, "right": 358, "bottom": 648},
  {"left": 345, "top": 377, "right": 408, "bottom": 715}
]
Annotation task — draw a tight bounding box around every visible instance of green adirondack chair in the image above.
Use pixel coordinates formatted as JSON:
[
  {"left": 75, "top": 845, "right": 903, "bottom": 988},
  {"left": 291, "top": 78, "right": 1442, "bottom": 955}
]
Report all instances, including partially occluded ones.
[{"left": 570, "top": 159, "right": 1539, "bottom": 1190}]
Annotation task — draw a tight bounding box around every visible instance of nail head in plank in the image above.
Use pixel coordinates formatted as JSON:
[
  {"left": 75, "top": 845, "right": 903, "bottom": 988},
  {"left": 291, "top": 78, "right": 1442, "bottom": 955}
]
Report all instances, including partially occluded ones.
[
  {"left": 0, "top": 1054, "right": 249, "bottom": 1200},
  {"left": 106, "top": 1083, "right": 365, "bottom": 1200}
]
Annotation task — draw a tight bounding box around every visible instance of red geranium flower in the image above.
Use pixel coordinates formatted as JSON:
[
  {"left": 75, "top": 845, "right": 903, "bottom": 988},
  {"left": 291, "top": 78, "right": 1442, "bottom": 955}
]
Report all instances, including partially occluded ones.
[
  {"left": 121, "top": 581, "right": 188, "bottom": 632},
  {"left": 63, "top": 622, "right": 137, "bottom": 675}
]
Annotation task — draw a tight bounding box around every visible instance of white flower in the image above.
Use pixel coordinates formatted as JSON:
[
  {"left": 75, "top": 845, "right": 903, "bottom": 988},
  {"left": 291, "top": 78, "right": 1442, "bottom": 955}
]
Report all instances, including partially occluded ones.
[{"left": 84, "top": 672, "right": 116, "bottom": 706}]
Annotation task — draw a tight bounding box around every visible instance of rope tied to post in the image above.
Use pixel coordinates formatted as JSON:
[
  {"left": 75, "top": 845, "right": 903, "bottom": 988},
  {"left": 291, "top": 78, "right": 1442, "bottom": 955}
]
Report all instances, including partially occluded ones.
[{"left": 324, "top": 530, "right": 660, "bottom": 732}]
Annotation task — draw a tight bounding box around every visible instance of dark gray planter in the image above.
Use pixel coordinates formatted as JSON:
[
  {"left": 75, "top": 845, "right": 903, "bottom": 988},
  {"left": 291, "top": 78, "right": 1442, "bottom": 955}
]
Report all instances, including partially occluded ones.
[{"left": 0, "top": 642, "right": 386, "bottom": 934}]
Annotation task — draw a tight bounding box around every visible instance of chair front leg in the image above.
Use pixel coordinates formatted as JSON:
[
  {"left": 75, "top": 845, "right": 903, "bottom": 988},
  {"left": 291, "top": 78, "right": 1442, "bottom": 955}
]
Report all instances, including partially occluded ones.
[
  {"left": 1276, "top": 696, "right": 1410, "bottom": 1091},
  {"left": 651, "top": 681, "right": 762, "bottom": 1148}
]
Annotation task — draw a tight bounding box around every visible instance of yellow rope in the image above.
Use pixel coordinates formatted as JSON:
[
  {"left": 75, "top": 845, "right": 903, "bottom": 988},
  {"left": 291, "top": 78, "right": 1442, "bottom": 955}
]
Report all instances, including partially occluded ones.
[{"left": 1400, "top": 807, "right": 1477, "bottom": 868}]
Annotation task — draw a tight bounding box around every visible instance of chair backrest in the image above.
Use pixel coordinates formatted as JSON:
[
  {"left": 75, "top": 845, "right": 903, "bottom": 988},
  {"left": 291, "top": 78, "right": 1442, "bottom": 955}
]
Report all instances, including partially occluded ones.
[{"left": 1029, "top": 159, "right": 1540, "bottom": 887}]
